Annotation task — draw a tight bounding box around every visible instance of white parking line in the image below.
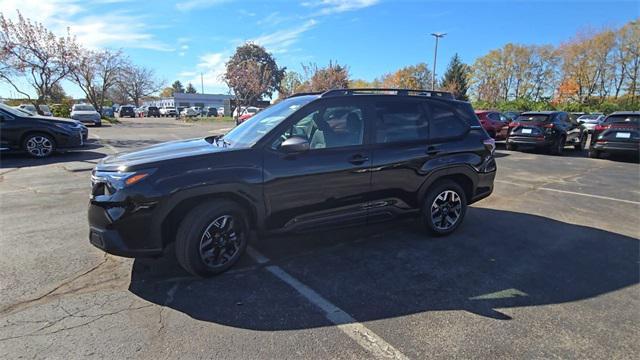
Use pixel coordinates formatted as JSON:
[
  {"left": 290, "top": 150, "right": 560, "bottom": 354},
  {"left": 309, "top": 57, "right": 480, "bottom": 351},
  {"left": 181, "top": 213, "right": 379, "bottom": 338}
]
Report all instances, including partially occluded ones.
[
  {"left": 495, "top": 180, "right": 640, "bottom": 205},
  {"left": 246, "top": 246, "right": 409, "bottom": 360}
]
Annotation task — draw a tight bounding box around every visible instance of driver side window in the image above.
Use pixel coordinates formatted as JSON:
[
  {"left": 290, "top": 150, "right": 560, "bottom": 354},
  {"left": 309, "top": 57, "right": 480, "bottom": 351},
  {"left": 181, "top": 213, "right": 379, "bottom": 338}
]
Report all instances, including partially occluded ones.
[{"left": 275, "top": 104, "right": 365, "bottom": 150}]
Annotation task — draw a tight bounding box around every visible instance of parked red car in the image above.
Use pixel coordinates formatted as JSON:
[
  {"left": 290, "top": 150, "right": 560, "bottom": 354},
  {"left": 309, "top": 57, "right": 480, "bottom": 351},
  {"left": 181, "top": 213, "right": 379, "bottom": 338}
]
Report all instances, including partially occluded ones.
[{"left": 475, "top": 110, "right": 509, "bottom": 140}]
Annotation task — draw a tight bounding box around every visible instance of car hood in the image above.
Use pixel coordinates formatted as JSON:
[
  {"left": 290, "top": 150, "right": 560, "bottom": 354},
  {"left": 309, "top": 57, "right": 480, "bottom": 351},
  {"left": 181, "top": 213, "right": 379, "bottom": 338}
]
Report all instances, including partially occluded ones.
[
  {"left": 32, "top": 115, "right": 81, "bottom": 125},
  {"left": 97, "top": 136, "right": 233, "bottom": 171}
]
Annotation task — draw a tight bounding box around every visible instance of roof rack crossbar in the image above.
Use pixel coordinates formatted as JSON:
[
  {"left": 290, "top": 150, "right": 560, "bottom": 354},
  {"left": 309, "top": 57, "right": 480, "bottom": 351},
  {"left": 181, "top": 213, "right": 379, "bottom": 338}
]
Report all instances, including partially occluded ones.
[
  {"left": 286, "top": 91, "right": 323, "bottom": 98},
  {"left": 320, "top": 88, "right": 454, "bottom": 99}
]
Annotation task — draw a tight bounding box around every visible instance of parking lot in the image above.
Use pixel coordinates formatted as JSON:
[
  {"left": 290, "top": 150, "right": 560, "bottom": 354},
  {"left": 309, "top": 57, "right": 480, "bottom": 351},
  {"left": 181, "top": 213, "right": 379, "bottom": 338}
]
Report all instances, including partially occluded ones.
[{"left": 0, "top": 117, "right": 638, "bottom": 359}]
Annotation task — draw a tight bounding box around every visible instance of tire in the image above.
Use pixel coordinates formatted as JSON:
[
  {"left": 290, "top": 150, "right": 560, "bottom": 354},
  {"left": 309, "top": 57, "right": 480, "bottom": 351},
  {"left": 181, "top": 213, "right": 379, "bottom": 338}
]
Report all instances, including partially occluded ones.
[
  {"left": 421, "top": 180, "right": 468, "bottom": 236},
  {"left": 589, "top": 149, "right": 601, "bottom": 158},
  {"left": 23, "top": 133, "right": 56, "bottom": 158},
  {"left": 549, "top": 136, "right": 565, "bottom": 155},
  {"left": 574, "top": 133, "right": 586, "bottom": 151},
  {"left": 95, "top": 122, "right": 102, "bottom": 127},
  {"left": 175, "top": 200, "right": 249, "bottom": 277},
  {"left": 506, "top": 143, "right": 518, "bottom": 151}
]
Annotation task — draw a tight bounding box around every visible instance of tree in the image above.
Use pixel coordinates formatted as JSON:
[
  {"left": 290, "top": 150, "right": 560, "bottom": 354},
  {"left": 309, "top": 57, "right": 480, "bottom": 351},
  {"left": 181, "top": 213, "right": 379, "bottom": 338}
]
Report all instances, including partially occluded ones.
[
  {"left": 440, "top": 54, "right": 470, "bottom": 100},
  {"left": 70, "top": 49, "right": 125, "bottom": 113},
  {"left": 380, "top": 63, "right": 431, "bottom": 89},
  {"left": 224, "top": 43, "right": 285, "bottom": 116},
  {"left": 298, "top": 61, "right": 349, "bottom": 92},
  {"left": 0, "top": 11, "right": 80, "bottom": 113},
  {"left": 160, "top": 87, "right": 174, "bottom": 97},
  {"left": 47, "top": 83, "right": 67, "bottom": 103},
  {"left": 349, "top": 78, "right": 381, "bottom": 88},
  {"left": 116, "top": 64, "right": 162, "bottom": 106},
  {"left": 279, "top": 71, "right": 303, "bottom": 98},
  {"left": 172, "top": 80, "right": 185, "bottom": 94},
  {"left": 185, "top": 82, "right": 197, "bottom": 94}
]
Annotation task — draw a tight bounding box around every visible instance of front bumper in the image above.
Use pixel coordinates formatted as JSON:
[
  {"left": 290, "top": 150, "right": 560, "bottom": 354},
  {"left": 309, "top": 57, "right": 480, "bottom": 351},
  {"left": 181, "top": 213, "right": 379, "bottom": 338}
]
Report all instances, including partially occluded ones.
[{"left": 88, "top": 198, "right": 163, "bottom": 257}]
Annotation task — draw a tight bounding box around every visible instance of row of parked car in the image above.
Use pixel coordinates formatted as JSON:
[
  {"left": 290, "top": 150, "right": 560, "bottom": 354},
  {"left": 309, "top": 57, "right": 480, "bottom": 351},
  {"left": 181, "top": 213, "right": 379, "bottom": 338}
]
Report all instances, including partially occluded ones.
[
  {"left": 114, "top": 105, "right": 224, "bottom": 118},
  {"left": 475, "top": 109, "right": 639, "bottom": 159}
]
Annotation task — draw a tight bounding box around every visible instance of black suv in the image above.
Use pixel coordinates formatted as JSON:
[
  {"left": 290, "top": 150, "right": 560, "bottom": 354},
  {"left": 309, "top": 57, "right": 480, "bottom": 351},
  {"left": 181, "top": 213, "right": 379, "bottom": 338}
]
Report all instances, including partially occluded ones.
[
  {"left": 506, "top": 111, "right": 587, "bottom": 154},
  {"left": 117, "top": 106, "right": 135, "bottom": 118},
  {"left": 1, "top": 103, "right": 87, "bottom": 157},
  {"left": 145, "top": 106, "right": 161, "bottom": 117},
  {"left": 88, "top": 89, "right": 496, "bottom": 276},
  {"left": 589, "top": 111, "right": 639, "bottom": 158}
]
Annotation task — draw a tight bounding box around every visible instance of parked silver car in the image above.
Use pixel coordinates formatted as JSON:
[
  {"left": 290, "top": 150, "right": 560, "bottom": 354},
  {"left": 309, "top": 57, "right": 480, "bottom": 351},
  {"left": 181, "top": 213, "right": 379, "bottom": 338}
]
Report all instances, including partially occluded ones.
[{"left": 71, "top": 104, "right": 102, "bottom": 126}]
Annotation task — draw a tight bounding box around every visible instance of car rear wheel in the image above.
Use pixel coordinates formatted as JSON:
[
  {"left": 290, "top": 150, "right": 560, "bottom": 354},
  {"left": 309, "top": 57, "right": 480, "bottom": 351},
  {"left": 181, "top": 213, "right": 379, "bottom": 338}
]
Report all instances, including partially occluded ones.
[
  {"left": 589, "top": 149, "right": 601, "bottom": 158},
  {"left": 506, "top": 143, "right": 518, "bottom": 151},
  {"left": 175, "top": 200, "right": 249, "bottom": 277},
  {"left": 421, "top": 180, "right": 467, "bottom": 236},
  {"left": 23, "top": 133, "right": 56, "bottom": 158}
]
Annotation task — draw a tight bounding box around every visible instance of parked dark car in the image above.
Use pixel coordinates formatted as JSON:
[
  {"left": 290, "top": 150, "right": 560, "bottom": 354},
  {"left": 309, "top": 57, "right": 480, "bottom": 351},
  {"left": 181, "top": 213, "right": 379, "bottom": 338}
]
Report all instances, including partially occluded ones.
[
  {"left": 117, "top": 106, "right": 135, "bottom": 118},
  {"left": 506, "top": 111, "right": 587, "bottom": 155},
  {"left": 204, "top": 107, "right": 218, "bottom": 117},
  {"left": 88, "top": 89, "right": 496, "bottom": 276},
  {"left": 475, "top": 110, "right": 509, "bottom": 140},
  {"left": 100, "top": 107, "right": 114, "bottom": 117},
  {"left": 144, "top": 106, "right": 161, "bottom": 117},
  {"left": 589, "top": 111, "right": 639, "bottom": 158},
  {"left": 0, "top": 103, "right": 87, "bottom": 158}
]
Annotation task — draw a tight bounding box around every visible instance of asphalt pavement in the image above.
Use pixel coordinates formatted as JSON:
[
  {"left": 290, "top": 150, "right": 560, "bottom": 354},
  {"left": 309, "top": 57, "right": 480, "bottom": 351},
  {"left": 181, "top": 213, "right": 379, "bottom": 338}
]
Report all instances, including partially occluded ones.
[{"left": 0, "top": 117, "right": 638, "bottom": 359}]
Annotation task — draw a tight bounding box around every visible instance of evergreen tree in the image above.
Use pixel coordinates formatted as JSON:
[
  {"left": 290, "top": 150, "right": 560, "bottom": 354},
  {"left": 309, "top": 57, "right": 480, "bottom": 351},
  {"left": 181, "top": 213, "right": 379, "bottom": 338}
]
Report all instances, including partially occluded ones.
[
  {"left": 441, "top": 53, "right": 470, "bottom": 100},
  {"left": 172, "top": 80, "right": 185, "bottom": 94},
  {"left": 185, "top": 82, "right": 197, "bottom": 94}
]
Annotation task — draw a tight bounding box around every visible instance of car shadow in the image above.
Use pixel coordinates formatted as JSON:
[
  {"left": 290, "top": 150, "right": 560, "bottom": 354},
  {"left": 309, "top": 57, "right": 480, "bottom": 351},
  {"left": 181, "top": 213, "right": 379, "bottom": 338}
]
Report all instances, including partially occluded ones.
[
  {"left": 0, "top": 149, "right": 107, "bottom": 168},
  {"left": 128, "top": 207, "right": 639, "bottom": 330}
]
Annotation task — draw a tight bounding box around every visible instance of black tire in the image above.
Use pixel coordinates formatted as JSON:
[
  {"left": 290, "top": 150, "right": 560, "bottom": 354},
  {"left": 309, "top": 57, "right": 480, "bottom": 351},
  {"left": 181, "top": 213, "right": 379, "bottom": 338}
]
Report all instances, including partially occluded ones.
[
  {"left": 175, "top": 200, "right": 249, "bottom": 277},
  {"left": 549, "top": 136, "right": 565, "bottom": 155},
  {"left": 589, "top": 149, "right": 601, "bottom": 158},
  {"left": 506, "top": 142, "right": 518, "bottom": 151},
  {"left": 22, "top": 133, "right": 56, "bottom": 158},
  {"left": 574, "top": 133, "right": 586, "bottom": 151},
  {"left": 420, "top": 180, "right": 468, "bottom": 236},
  {"left": 95, "top": 122, "right": 102, "bottom": 127}
]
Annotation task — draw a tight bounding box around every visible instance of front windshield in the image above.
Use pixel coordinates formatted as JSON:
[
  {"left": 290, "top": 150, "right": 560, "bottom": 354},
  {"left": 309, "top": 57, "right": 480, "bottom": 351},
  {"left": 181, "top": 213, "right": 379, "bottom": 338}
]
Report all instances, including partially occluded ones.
[
  {"left": 0, "top": 103, "right": 33, "bottom": 116},
  {"left": 74, "top": 105, "right": 95, "bottom": 111},
  {"left": 222, "top": 95, "right": 317, "bottom": 148}
]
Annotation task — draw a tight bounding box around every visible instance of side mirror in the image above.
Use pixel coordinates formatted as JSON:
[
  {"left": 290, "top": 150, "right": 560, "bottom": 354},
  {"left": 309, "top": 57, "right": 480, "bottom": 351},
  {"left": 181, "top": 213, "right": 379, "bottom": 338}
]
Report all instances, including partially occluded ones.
[
  {"left": 280, "top": 136, "right": 310, "bottom": 153},
  {"left": 578, "top": 120, "right": 585, "bottom": 124}
]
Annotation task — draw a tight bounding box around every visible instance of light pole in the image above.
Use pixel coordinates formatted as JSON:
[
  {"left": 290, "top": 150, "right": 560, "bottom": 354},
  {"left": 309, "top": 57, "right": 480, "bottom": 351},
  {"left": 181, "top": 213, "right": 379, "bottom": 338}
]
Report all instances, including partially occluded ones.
[{"left": 430, "top": 32, "right": 446, "bottom": 90}]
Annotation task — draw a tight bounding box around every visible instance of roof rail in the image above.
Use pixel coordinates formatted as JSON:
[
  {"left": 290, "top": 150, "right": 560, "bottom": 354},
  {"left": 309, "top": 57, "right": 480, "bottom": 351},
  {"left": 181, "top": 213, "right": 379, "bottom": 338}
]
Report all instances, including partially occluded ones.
[
  {"left": 320, "top": 88, "right": 455, "bottom": 99},
  {"left": 287, "top": 91, "right": 323, "bottom": 98}
]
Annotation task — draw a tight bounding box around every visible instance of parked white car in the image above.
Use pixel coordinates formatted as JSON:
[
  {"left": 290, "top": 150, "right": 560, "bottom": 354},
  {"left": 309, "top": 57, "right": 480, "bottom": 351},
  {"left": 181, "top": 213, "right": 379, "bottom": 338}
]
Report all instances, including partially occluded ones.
[
  {"left": 180, "top": 107, "right": 199, "bottom": 117},
  {"left": 159, "top": 106, "right": 177, "bottom": 117},
  {"left": 577, "top": 114, "right": 605, "bottom": 133},
  {"left": 232, "top": 106, "right": 260, "bottom": 118},
  {"left": 71, "top": 103, "right": 101, "bottom": 126},
  {"left": 17, "top": 103, "right": 53, "bottom": 116}
]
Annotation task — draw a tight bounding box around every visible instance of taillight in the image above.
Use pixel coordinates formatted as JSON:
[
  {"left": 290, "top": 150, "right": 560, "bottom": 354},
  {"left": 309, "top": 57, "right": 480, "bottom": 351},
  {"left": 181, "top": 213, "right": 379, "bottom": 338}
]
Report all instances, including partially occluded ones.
[
  {"left": 543, "top": 123, "right": 554, "bottom": 128},
  {"left": 594, "top": 124, "right": 609, "bottom": 131},
  {"left": 508, "top": 122, "right": 520, "bottom": 128},
  {"left": 483, "top": 138, "right": 496, "bottom": 155}
]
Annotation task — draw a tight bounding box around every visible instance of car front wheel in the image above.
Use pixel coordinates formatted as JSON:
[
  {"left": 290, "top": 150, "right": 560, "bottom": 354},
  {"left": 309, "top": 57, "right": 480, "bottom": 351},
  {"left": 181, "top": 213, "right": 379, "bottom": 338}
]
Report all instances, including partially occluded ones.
[
  {"left": 421, "top": 180, "right": 467, "bottom": 236},
  {"left": 23, "top": 133, "right": 56, "bottom": 158},
  {"left": 175, "top": 200, "right": 249, "bottom": 277}
]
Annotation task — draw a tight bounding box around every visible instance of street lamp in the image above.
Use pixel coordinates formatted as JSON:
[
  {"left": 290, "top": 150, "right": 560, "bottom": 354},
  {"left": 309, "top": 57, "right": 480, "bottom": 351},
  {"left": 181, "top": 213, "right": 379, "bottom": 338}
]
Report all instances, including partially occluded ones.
[{"left": 430, "top": 32, "right": 446, "bottom": 90}]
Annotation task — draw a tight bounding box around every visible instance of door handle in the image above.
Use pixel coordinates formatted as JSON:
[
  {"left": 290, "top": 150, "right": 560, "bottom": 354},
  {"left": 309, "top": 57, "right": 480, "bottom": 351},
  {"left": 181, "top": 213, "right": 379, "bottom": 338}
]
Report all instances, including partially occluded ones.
[
  {"left": 426, "top": 146, "right": 440, "bottom": 155},
  {"left": 348, "top": 154, "right": 369, "bottom": 165}
]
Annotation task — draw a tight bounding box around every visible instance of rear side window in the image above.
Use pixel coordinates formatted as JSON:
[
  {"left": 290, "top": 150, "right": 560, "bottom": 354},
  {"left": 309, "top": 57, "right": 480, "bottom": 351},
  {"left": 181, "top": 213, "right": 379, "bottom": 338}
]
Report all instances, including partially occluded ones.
[
  {"left": 429, "top": 101, "right": 469, "bottom": 139},
  {"left": 374, "top": 101, "right": 428, "bottom": 143},
  {"left": 605, "top": 114, "right": 639, "bottom": 124}
]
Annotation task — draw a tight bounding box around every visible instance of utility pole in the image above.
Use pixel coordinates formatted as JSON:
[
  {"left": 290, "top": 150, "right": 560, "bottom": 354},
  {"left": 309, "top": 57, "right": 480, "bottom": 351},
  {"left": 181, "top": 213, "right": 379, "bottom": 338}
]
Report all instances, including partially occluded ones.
[
  {"left": 201, "top": 72, "right": 204, "bottom": 94},
  {"left": 430, "top": 32, "right": 446, "bottom": 90}
]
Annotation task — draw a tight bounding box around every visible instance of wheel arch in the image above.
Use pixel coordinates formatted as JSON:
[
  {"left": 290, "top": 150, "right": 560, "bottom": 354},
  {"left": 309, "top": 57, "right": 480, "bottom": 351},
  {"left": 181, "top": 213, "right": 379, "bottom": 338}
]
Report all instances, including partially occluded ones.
[{"left": 417, "top": 165, "right": 478, "bottom": 206}]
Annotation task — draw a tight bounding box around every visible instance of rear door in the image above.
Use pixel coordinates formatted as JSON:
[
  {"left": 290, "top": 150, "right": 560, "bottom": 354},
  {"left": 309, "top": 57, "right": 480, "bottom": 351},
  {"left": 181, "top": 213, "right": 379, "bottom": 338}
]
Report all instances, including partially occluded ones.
[{"left": 262, "top": 97, "right": 373, "bottom": 231}]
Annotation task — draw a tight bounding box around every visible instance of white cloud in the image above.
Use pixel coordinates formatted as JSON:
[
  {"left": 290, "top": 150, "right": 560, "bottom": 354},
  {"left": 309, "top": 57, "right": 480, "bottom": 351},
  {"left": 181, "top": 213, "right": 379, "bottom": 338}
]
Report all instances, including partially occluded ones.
[
  {"left": 248, "top": 19, "right": 317, "bottom": 54},
  {"left": 0, "top": 0, "right": 173, "bottom": 51},
  {"left": 181, "top": 44, "right": 190, "bottom": 50},
  {"left": 302, "top": 0, "right": 379, "bottom": 15},
  {"left": 176, "top": 0, "right": 229, "bottom": 12},
  {"left": 180, "top": 52, "right": 229, "bottom": 92}
]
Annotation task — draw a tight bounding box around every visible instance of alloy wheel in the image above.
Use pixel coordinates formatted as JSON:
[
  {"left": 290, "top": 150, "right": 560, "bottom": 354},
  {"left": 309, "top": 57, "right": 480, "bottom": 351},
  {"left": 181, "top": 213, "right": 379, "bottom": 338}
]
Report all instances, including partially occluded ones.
[
  {"left": 26, "top": 136, "right": 53, "bottom": 157},
  {"left": 198, "top": 215, "right": 242, "bottom": 268},
  {"left": 430, "top": 190, "right": 463, "bottom": 231}
]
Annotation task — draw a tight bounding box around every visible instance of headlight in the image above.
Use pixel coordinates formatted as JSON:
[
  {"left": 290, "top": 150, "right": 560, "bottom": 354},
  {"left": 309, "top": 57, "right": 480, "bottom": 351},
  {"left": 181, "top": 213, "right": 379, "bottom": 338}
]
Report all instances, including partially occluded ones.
[{"left": 92, "top": 169, "right": 155, "bottom": 192}]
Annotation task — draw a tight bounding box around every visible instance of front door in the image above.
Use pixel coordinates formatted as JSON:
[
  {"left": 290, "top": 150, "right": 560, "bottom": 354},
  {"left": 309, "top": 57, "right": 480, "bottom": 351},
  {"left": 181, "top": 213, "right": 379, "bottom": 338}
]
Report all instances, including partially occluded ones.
[{"left": 262, "top": 98, "right": 372, "bottom": 231}]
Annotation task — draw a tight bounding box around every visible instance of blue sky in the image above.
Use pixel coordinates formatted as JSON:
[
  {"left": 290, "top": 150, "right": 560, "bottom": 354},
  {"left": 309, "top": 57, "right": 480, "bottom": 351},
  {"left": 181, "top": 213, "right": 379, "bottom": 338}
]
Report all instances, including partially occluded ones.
[{"left": 0, "top": 0, "right": 638, "bottom": 98}]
